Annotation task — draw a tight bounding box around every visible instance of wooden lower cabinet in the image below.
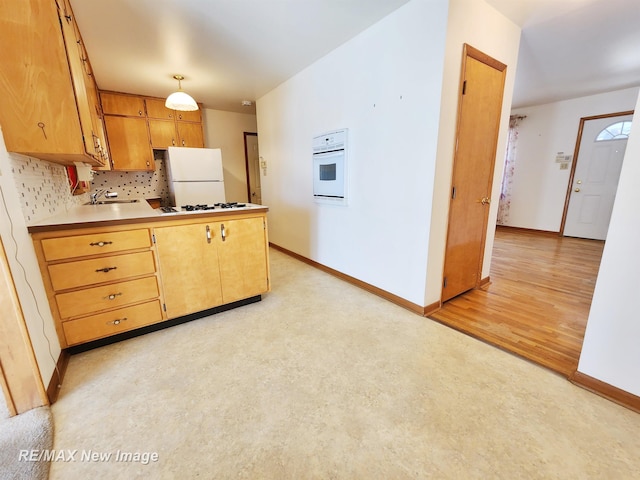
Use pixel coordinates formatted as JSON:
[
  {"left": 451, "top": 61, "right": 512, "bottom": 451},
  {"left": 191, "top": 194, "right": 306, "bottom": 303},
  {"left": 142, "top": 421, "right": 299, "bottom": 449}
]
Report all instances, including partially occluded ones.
[
  {"left": 62, "top": 300, "right": 164, "bottom": 346},
  {"left": 154, "top": 222, "right": 224, "bottom": 319},
  {"left": 31, "top": 211, "right": 270, "bottom": 349},
  {"left": 154, "top": 216, "right": 269, "bottom": 318}
]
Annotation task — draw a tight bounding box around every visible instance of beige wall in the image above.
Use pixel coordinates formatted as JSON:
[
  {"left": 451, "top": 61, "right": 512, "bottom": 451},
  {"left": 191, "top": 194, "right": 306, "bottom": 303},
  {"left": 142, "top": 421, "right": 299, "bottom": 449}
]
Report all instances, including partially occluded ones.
[{"left": 203, "top": 109, "right": 257, "bottom": 203}]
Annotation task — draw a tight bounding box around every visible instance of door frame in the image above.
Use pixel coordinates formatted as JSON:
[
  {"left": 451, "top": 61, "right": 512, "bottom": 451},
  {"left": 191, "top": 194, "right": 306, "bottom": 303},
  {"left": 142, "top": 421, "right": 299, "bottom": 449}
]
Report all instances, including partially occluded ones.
[
  {"left": 0, "top": 236, "right": 48, "bottom": 415},
  {"left": 559, "top": 110, "right": 634, "bottom": 235},
  {"left": 243, "top": 132, "right": 258, "bottom": 203}
]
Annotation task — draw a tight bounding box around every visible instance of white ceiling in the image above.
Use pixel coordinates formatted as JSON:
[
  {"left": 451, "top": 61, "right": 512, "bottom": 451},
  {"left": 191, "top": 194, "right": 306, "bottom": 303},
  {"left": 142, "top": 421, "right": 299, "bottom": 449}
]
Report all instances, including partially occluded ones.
[
  {"left": 489, "top": 0, "right": 640, "bottom": 107},
  {"left": 70, "top": 0, "right": 640, "bottom": 113},
  {"left": 70, "top": 0, "right": 410, "bottom": 113}
]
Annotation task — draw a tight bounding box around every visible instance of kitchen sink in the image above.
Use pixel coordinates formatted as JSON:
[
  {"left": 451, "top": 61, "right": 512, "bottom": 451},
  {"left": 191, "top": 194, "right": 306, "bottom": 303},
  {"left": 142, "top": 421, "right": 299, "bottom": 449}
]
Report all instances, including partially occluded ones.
[{"left": 84, "top": 199, "right": 140, "bottom": 205}]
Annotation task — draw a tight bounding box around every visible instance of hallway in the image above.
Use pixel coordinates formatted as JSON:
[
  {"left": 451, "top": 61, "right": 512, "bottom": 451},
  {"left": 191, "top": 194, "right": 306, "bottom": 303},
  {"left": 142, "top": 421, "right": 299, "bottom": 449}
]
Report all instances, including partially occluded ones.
[{"left": 430, "top": 227, "right": 605, "bottom": 377}]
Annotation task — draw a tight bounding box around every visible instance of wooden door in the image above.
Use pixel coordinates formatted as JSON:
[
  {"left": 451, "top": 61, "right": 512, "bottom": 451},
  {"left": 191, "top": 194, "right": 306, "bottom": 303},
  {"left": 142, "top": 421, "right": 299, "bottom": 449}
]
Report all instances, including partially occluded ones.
[
  {"left": 562, "top": 112, "right": 633, "bottom": 240},
  {"left": 442, "top": 44, "right": 507, "bottom": 302},
  {"left": 217, "top": 217, "right": 269, "bottom": 304},
  {"left": 154, "top": 222, "right": 223, "bottom": 318},
  {"left": 103, "top": 115, "right": 154, "bottom": 170},
  {"left": 244, "top": 133, "right": 262, "bottom": 204}
]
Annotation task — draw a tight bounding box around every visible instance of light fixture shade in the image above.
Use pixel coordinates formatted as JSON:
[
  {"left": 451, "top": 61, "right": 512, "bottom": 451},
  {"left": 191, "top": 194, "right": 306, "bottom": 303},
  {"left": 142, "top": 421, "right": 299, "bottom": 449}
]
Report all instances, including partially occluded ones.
[{"left": 165, "top": 90, "right": 198, "bottom": 111}]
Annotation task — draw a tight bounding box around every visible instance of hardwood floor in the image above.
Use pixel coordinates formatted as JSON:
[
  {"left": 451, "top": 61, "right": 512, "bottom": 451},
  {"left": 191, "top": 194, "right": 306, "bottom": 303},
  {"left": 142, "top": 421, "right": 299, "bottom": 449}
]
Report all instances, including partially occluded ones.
[{"left": 429, "top": 227, "right": 605, "bottom": 377}]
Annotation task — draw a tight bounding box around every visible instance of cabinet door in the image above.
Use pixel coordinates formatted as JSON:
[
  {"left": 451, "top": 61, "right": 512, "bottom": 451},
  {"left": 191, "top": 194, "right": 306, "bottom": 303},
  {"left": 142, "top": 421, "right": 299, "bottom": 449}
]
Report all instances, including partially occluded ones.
[
  {"left": 217, "top": 217, "right": 269, "bottom": 304},
  {"left": 57, "top": 0, "right": 99, "bottom": 163},
  {"left": 103, "top": 115, "right": 154, "bottom": 171},
  {"left": 175, "top": 109, "right": 202, "bottom": 123},
  {"left": 145, "top": 98, "right": 174, "bottom": 120},
  {"left": 0, "top": 0, "right": 87, "bottom": 162},
  {"left": 177, "top": 122, "right": 205, "bottom": 148},
  {"left": 154, "top": 223, "right": 223, "bottom": 318},
  {"left": 148, "top": 119, "right": 177, "bottom": 148},
  {"left": 101, "top": 92, "right": 146, "bottom": 117}
]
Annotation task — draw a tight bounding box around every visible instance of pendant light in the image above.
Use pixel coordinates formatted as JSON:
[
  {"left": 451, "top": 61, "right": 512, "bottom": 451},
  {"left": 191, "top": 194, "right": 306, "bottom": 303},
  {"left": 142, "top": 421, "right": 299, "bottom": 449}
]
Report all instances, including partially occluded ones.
[{"left": 165, "top": 74, "right": 198, "bottom": 111}]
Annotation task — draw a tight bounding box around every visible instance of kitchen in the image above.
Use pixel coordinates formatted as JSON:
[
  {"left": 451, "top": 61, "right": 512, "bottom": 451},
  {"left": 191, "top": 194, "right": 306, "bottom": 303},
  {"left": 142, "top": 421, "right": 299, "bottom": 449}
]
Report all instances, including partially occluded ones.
[
  {"left": 0, "top": 0, "right": 273, "bottom": 411},
  {"left": 1, "top": 0, "right": 639, "bottom": 458}
]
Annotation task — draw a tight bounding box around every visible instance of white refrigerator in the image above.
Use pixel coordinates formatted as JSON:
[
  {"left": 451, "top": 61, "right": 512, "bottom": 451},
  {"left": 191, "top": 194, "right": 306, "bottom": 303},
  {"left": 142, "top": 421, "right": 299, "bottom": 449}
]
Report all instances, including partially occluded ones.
[{"left": 166, "top": 147, "right": 226, "bottom": 207}]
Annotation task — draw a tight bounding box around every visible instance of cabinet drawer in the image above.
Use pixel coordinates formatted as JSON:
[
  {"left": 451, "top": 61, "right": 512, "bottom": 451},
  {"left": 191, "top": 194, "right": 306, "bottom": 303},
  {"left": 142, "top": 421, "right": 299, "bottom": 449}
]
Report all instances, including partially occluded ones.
[
  {"left": 62, "top": 300, "right": 164, "bottom": 346},
  {"left": 42, "top": 229, "right": 151, "bottom": 261},
  {"left": 56, "top": 276, "right": 159, "bottom": 318},
  {"left": 48, "top": 251, "right": 156, "bottom": 291}
]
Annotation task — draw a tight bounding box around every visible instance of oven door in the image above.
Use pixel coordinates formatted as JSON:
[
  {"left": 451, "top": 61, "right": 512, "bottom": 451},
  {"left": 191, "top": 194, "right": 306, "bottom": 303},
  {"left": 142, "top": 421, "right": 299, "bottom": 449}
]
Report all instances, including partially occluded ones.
[{"left": 313, "top": 150, "right": 345, "bottom": 199}]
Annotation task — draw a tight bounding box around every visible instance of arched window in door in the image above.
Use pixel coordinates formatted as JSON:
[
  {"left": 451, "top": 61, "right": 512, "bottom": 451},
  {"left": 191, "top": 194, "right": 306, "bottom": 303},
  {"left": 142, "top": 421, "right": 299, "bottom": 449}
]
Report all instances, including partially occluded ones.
[{"left": 595, "top": 120, "right": 632, "bottom": 141}]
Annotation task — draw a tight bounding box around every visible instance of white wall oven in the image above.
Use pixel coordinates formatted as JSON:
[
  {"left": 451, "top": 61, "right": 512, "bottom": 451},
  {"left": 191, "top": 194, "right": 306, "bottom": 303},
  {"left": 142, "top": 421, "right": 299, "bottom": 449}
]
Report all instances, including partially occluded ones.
[{"left": 312, "top": 129, "right": 348, "bottom": 205}]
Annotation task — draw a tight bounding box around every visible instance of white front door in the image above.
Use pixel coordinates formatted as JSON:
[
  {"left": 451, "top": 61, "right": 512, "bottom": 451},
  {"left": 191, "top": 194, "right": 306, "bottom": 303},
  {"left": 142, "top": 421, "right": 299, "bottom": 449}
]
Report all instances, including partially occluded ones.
[{"left": 564, "top": 114, "right": 632, "bottom": 240}]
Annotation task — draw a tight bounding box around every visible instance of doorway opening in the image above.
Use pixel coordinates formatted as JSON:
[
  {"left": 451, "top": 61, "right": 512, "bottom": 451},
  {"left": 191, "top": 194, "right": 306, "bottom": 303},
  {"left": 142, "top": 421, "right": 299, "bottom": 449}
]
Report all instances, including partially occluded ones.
[
  {"left": 560, "top": 111, "right": 633, "bottom": 239},
  {"left": 243, "top": 132, "right": 261, "bottom": 205},
  {"left": 433, "top": 111, "right": 632, "bottom": 376}
]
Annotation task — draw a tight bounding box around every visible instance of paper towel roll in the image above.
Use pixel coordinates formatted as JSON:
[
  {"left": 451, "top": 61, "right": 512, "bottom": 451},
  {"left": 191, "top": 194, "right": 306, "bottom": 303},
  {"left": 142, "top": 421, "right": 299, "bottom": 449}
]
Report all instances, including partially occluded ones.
[{"left": 73, "top": 162, "right": 94, "bottom": 182}]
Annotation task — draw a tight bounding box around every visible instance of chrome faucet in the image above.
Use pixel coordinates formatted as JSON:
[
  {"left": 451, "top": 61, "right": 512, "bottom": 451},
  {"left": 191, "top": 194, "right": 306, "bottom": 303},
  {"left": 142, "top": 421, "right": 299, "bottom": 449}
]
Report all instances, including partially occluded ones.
[{"left": 89, "top": 189, "right": 118, "bottom": 204}]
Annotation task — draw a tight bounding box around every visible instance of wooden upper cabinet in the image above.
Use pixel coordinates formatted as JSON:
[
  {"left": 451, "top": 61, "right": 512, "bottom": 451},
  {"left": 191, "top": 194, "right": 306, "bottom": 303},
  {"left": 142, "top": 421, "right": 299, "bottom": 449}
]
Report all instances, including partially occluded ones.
[
  {"left": 99, "top": 90, "right": 205, "bottom": 165},
  {"left": 101, "top": 92, "right": 146, "bottom": 117},
  {"left": 148, "top": 119, "right": 177, "bottom": 148},
  {"left": 145, "top": 98, "right": 175, "bottom": 120},
  {"left": 103, "top": 116, "right": 154, "bottom": 171},
  {"left": 175, "top": 109, "right": 202, "bottom": 123},
  {"left": 0, "top": 0, "right": 105, "bottom": 166},
  {"left": 177, "top": 122, "right": 205, "bottom": 148},
  {"left": 146, "top": 97, "right": 202, "bottom": 123}
]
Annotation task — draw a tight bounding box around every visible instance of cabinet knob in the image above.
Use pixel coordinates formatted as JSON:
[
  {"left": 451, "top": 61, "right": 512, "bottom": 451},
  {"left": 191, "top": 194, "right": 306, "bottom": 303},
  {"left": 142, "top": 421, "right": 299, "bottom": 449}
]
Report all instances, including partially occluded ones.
[
  {"left": 107, "top": 317, "right": 127, "bottom": 326},
  {"left": 105, "top": 292, "right": 123, "bottom": 301},
  {"left": 138, "top": 110, "right": 143, "bottom": 116}
]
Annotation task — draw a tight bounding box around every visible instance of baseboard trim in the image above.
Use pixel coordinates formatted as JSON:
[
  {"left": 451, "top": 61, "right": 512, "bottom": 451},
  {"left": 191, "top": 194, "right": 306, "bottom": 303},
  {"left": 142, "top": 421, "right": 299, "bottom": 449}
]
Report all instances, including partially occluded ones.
[
  {"left": 496, "top": 225, "right": 559, "bottom": 236},
  {"left": 423, "top": 301, "right": 441, "bottom": 317},
  {"left": 570, "top": 370, "right": 640, "bottom": 414},
  {"left": 478, "top": 276, "right": 491, "bottom": 288},
  {"left": 270, "top": 243, "right": 425, "bottom": 316},
  {"left": 47, "top": 350, "right": 70, "bottom": 404}
]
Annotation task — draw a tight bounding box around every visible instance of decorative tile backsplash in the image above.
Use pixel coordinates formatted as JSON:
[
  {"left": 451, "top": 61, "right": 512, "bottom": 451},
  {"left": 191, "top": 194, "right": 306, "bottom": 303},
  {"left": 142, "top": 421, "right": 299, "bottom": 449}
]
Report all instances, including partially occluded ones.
[
  {"left": 91, "top": 156, "right": 170, "bottom": 205},
  {"left": 10, "top": 153, "right": 170, "bottom": 225},
  {"left": 9, "top": 154, "right": 86, "bottom": 224}
]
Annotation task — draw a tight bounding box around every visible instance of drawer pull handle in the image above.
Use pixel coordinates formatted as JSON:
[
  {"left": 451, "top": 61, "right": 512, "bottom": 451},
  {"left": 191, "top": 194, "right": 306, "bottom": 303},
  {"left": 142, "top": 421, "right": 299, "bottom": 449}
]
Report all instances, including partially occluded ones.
[
  {"left": 107, "top": 317, "right": 127, "bottom": 326},
  {"left": 105, "top": 292, "right": 123, "bottom": 300},
  {"left": 95, "top": 266, "right": 117, "bottom": 273},
  {"left": 90, "top": 241, "right": 113, "bottom": 247}
]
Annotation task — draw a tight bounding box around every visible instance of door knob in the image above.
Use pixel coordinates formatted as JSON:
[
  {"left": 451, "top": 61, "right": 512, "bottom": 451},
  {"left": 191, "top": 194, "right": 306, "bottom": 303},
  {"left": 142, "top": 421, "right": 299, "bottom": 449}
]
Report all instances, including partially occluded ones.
[{"left": 481, "top": 197, "right": 491, "bottom": 205}]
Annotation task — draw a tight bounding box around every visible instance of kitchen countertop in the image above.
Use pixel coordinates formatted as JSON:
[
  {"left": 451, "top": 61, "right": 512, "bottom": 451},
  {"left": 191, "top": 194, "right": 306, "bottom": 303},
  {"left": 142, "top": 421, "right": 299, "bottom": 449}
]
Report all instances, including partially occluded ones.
[{"left": 27, "top": 200, "right": 269, "bottom": 233}]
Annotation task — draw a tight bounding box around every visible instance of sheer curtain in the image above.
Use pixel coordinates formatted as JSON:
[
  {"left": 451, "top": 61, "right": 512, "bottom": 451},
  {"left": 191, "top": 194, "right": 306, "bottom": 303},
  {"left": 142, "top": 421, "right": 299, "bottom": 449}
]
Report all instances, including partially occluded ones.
[{"left": 497, "top": 115, "right": 524, "bottom": 225}]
